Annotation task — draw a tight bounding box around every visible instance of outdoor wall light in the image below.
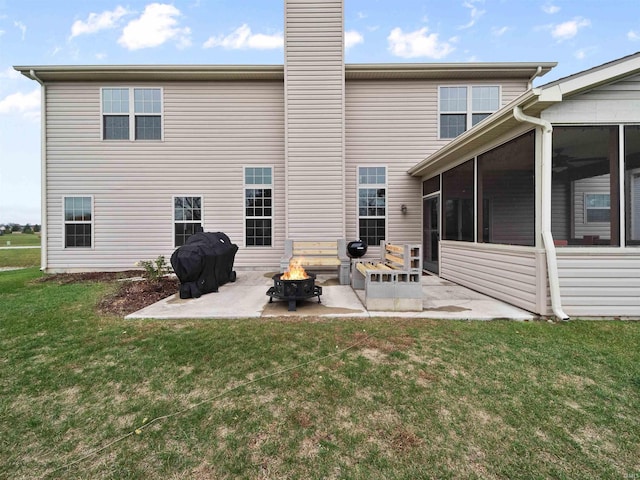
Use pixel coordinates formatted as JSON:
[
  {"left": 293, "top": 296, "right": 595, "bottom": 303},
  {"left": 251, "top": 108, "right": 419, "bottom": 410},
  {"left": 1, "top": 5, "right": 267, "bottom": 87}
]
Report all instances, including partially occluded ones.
[{"left": 401, "top": 204, "right": 408, "bottom": 214}]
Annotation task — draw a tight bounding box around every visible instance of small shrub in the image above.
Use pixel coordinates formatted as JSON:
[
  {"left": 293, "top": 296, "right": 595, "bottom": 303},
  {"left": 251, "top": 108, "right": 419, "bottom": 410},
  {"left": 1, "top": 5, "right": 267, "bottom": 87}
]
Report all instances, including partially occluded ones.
[{"left": 136, "top": 256, "right": 172, "bottom": 282}]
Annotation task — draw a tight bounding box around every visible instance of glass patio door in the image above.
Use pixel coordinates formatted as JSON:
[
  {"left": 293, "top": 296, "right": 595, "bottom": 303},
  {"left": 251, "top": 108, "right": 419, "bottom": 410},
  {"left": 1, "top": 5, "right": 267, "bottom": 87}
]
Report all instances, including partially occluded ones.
[{"left": 423, "top": 195, "right": 440, "bottom": 274}]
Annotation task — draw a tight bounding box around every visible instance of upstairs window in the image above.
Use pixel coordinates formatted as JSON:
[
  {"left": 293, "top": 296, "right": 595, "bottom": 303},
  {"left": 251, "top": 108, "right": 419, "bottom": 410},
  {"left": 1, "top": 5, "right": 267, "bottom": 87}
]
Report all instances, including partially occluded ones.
[
  {"left": 439, "top": 86, "right": 500, "bottom": 139},
  {"left": 102, "top": 87, "right": 162, "bottom": 141}
]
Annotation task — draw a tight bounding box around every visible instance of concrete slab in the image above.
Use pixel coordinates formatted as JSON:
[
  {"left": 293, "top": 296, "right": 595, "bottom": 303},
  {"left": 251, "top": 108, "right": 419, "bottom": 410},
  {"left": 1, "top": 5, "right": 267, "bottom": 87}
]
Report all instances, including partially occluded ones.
[{"left": 126, "top": 270, "right": 535, "bottom": 321}]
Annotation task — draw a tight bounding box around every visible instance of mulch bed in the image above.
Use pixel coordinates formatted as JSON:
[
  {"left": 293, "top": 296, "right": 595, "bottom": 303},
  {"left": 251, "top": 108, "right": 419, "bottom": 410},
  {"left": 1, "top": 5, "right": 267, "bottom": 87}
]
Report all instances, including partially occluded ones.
[{"left": 38, "top": 271, "right": 179, "bottom": 317}]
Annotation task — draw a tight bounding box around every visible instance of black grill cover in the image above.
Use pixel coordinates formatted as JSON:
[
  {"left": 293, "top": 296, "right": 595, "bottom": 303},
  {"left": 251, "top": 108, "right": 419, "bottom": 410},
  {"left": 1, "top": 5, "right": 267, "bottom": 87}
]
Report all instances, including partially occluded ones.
[{"left": 170, "top": 232, "right": 238, "bottom": 299}]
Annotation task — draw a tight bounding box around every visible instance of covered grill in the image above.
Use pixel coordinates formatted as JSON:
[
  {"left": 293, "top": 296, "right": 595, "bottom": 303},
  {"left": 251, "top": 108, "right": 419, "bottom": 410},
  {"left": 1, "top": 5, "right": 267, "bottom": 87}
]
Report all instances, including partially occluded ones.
[{"left": 170, "top": 232, "right": 238, "bottom": 299}]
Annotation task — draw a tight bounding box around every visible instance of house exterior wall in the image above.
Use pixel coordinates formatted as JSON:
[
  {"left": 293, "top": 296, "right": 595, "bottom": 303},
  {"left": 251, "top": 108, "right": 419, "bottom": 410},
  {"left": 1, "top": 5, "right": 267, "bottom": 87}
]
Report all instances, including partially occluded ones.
[
  {"left": 439, "top": 241, "right": 546, "bottom": 314},
  {"left": 345, "top": 78, "right": 529, "bottom": 258},
  {"left": 284, "top": 0, "right": 345, "bottom": 239},
  {"left": 556, "top": 251, "right": 640, "bottom": 316},
  {"left": 542, "top": 73, "right": 640, "bottom": 124},
  {"left": 44, "top": 81, "right": 285, "bottom": 272}
]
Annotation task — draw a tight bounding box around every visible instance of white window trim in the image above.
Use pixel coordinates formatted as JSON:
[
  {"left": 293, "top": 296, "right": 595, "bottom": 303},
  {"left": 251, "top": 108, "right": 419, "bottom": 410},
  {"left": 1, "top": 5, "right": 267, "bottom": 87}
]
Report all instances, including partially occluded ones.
[
  {"left": 243, "top": 166, "right": 274, "bottom": 248},
  {"left": 62, "top": 195, "right": 94, "bottom": 249},
  {"left": 172, "top": 195, "right": 204, "bottom": 247},
  {"left": 100, "top": 87, "right": 164, "bottom": 142},
  {"left": 584, "top": 192, "right": 611, "bottom": 224},
  {"left": 438, "top": 85, "right": 501, "bottom": 140},
  {"left": 357, "top": 165, "right": 388, "bottom": 245}
]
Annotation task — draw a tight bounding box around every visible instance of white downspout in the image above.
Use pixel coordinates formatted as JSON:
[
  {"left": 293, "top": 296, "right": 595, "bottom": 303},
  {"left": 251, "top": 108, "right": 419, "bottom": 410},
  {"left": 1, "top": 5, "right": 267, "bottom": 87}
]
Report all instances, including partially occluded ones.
[
  {"left": 527, "top": 66, "right": 543, "bottom": 91},
  {"left": 513, "top": 106, "right": 569, "bottom": 321},
  {"left": 30, "top": 69, "right": 47, "bottom": 271}
]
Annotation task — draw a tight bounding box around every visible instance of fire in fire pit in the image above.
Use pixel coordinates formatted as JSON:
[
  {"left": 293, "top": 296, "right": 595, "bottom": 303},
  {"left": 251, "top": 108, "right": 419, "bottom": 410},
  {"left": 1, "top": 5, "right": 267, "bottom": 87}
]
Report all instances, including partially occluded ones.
[{"left": 267, "top": 259, "right": 322, "bottom": 311}]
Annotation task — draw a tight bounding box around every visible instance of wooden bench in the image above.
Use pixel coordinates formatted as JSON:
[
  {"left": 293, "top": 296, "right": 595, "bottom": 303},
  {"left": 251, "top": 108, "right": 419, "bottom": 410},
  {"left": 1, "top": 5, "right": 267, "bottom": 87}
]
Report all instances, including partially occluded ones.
[
  {"left": 351, "top": 242, "right": 423, "bottom": 311},
  {"left": 280, "top": 239, "right": 350, "bottom": 285}
]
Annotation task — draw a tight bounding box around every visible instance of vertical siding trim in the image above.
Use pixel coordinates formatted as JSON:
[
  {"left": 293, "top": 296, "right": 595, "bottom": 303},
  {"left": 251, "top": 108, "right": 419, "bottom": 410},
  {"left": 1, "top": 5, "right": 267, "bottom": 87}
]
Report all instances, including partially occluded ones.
[
  {"left": 39, "top": 79, "right": 47, "bottom": 270},
  {"left": 283, "top": 4, "right": 290, "bottom": 239},
  {"left": 619, "top": 125, "right": 626, "bottom": 247}
]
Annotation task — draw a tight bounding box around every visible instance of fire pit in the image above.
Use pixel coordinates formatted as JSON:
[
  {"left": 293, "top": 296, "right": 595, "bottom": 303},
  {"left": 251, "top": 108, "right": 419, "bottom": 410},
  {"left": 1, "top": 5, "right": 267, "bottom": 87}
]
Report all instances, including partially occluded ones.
[{"left": 267, "top": 260, "right": 322, "bottom": 311}]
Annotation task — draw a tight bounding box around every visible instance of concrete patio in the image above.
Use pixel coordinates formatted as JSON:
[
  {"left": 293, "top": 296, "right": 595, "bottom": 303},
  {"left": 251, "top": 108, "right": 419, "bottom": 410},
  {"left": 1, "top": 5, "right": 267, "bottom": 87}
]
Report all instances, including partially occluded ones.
[{"left": 126, "top": 270, "right": 535, "bottom": 320}]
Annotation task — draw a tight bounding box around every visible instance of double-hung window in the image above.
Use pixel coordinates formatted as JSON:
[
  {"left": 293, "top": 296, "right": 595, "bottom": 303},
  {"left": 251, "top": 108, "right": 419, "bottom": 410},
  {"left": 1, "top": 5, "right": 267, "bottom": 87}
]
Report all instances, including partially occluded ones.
[
  {"left": 585, "top": 193, "right": 611, "bottom": 223},
  {"left": 439, "top": 86, "right": 500, "bottom": 139},
  {"left": 174, "top": 196, "right": 202, "bottom": 247},
  {"left": 64, "top": 196, "right": 93, "bottom": 248},
  {"left": 358, "top": 166, "right": 386, "bottom": 247},
  {"left": 244, "top": 167, "right": 273, "bottom": 247},
  {"left": 102, "top": 87, "right": 162, "bottom": 140}
]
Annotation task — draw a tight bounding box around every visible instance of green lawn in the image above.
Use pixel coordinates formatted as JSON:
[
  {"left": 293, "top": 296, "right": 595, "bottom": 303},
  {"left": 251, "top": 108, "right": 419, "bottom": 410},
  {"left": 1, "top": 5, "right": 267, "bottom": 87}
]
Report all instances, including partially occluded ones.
[
  {"left": 1, "top": 233, "right": 41, "bottom": 246},
  {"left": 1, "top": 268, "right": 639, "bottom": 479},
  {"left": 0, "top": 247, "right": 40, "bottom": 268}
]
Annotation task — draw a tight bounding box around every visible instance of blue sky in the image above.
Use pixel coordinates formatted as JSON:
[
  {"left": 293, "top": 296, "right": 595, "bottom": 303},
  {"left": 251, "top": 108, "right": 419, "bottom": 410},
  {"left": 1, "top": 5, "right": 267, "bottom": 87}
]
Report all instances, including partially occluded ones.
[{"left": 1, "top": 0, "right": 639, "bottom": 224}]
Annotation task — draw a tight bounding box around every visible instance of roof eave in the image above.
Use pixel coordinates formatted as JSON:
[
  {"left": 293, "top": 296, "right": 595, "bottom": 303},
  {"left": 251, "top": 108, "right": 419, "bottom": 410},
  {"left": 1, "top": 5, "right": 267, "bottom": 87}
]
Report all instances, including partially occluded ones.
[
  {"left": 14, "top": 65, "right": 286, "bottom": 82},
  {"left": 15, "top": 61, "right": 557, "bottom": 82},
  {"left": 408, "top": 89, "right": 543, "bottom": 177}
]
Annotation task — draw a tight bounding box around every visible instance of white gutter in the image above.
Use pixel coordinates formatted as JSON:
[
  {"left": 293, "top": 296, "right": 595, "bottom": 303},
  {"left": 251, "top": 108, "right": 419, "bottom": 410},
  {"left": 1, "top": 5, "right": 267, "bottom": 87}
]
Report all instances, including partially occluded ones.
[
  {"left": 30, "top": 69, "right": 47, "bottom": 271},
  {"left": 513, "top": 106, "right": 569, "bottom": 321},
  {"left": 527, "top": 66, "right": 543, "bottom": 90}
]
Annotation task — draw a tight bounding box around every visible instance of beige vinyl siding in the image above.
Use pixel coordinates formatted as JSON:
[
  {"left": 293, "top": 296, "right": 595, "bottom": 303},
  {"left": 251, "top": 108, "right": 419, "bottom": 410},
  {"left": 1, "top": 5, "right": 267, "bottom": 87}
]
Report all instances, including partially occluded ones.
[
  {"left": 542, "top": 74, "right": 640, "bottom": 123},
  {"left": 45, "top": 81, "right": 284, "bottom": 272},
  {"left": 556, "top": 251, "right": 640, "bottom": 316},
  {"left": 439, "top": 241, "right": 544, "bottom": 313},
  {"left": 345, "top": 78, "right": 528, "bottom": 257},
  {"left": 284, "top": 0, "right": 345, "bottom": 239}
]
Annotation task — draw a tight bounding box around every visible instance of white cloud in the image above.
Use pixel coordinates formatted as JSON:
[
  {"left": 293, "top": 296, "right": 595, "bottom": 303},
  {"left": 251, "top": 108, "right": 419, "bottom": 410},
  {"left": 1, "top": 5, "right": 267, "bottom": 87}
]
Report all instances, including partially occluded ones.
[
  {"left": 628, "top": 30, "right": 640, "bottom": 41},
  {"left": 345, "top": 30, "right": 364, "bottom": 49},
  {"left": 542, "top": 4, "right": 560, "bottom": 14},
  {"left": 70, "top": 6, "right": 129, "bottom": 38},
  {"left": 203, "top": 24, "right": 283, "bottom": 50},
  {"left": 574, "top": 46, "right": 596, "bottom": 60},
  {"left": 0, "top": 89, "right": 41, "bottom": 120},
  {"left": 14, "top": 21, "right": 26, "bottom": 40},
  {"left": 0, "top": 30, "right": 5, "bottom": 37},
  {"left": 387, "top": 27, "right": 455, "bottom": 59},
  {"left": 0, "top": 67, "right": 21, "bottom": 80},
  {"left": 459, "top": 0, "right": 485, "bottom": 29},
  {"left": 551, "top": 17, "right": 590, "bottom": 41},
  {"left": 118, "top": 3, "right": 191, "bottom": 50},
  {"left": 491, "top": 26, "right": 510, "bottom": 37},
  {"left": 357, "top": 12, "right": 367, "bottom": 20}
]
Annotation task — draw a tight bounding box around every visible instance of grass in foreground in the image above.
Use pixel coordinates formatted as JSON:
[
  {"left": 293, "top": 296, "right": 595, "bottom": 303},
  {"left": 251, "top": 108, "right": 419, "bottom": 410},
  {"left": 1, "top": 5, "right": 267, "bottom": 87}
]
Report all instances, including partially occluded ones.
[{"left": 1, "top": 268, "right": 639, "bottom": 479}]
